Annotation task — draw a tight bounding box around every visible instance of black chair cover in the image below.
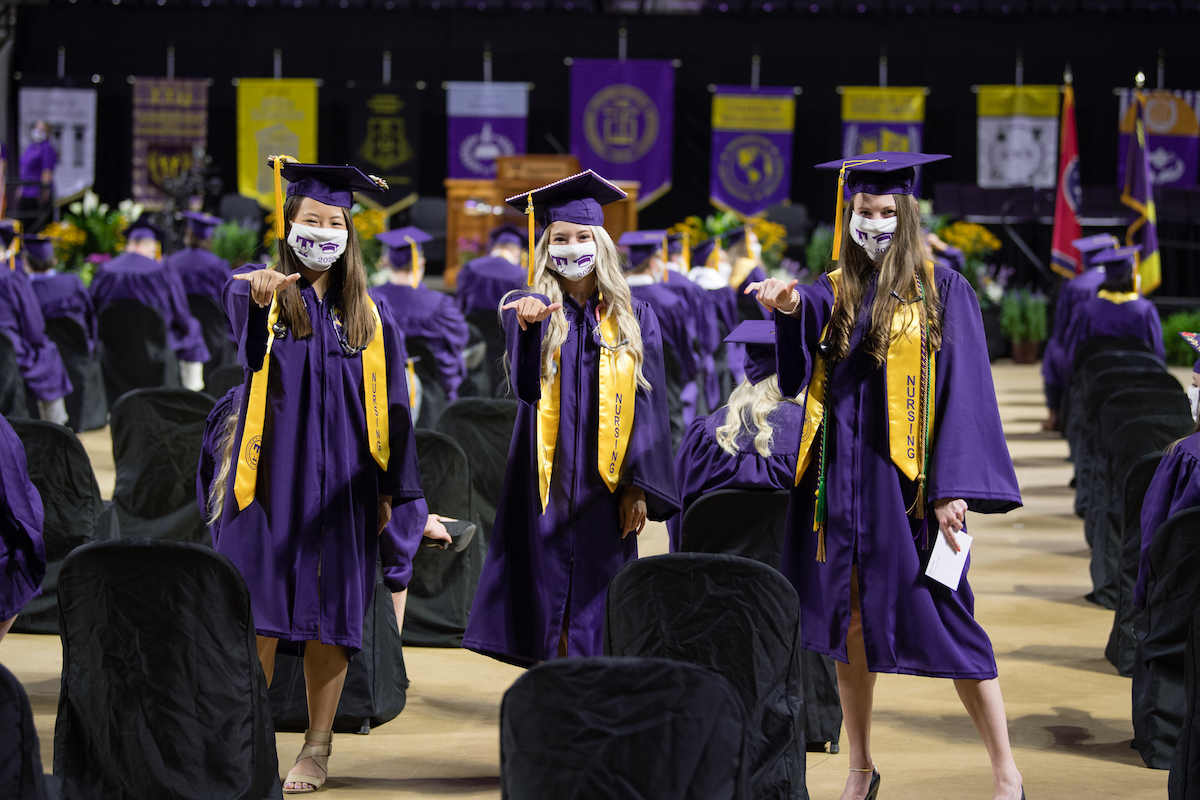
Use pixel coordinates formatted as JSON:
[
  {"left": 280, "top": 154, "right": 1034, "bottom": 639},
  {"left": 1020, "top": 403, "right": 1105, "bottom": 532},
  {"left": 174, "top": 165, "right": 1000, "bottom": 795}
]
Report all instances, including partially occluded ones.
[
  {"left": 680, "top": 490, "right": 842, "bottom": 751},
  {"left": 1071, "top": 335, "right": 1155, "bottom": 375},
  {"left": 1108, "top": 453, "right": 1166, "bottom": 677},
  {"left": 187, "top": 294, "right": 236, "bottom": 384},
  {"left": 458, "top": 322, "right": 491, "bottom": 398},
  {"left": 466, "top": 311, "right": 509, "bottom": 399},
  {"left": 0, "top": 333, "right": 30, "bottom": 420},
  {"left": 43, "top": 317, "right": 107, "bottom": 432},
  {"left": 97, "top": 300, "right": 181, "bottom": 406},
  {"left": 0, "top": 663, "right": 57, "bottom": 800},
  {"left": 402, "top": 429, "right": 481, "bottom": 647},
  {"left": 1064, "top": 351, "right": 1165, "bottom": 462},
  {"left": 7, "top": 420, "right": 116, "bottom": 634},
  {"left": 1170, "top": 609, "right": 1200, "bottom": 799},
  {"left": 1133, "top": 506, "right": 1200, "bottom": 769},
  {"left": 605, "top": 553, "right": 809, "bottom": 800},
  {"left": 407, "top": 337, "right": 448, "bottom": 429},
  {"left": 500, "top": 657, "right": 749, "bottom": 800},
  {"left": 54, "top": 540, "right": 280, "bottom": 799},
  {"left": 205, "top": 363, "right": 244, "bottom": 405},
  {"left": 436, "top": 397, "right": 518, "bottom": 549},
  {"left": 110, "top": 388, "right": 212, "bottom": 545},
  {"left": 268, "top": 576, "right": 408, "bottom": 734}
]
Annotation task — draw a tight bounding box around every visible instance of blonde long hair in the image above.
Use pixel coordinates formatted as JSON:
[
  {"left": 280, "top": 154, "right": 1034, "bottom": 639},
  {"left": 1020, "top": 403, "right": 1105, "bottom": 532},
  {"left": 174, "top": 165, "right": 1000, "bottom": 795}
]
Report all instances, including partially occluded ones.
[
  {"left": 715, "top": 376, "right": 803, "bottom": 457},
  {"left": 527, "top": 225, "right": 650, "bottom": 391},
  {"left": 824, "top": 194, "right": 942, "bottom": 367}
]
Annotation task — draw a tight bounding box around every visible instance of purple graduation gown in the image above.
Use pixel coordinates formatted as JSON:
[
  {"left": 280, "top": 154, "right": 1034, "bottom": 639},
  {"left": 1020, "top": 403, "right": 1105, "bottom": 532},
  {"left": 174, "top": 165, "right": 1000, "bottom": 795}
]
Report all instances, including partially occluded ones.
[
  {"left": 0, "top": 269, "right": 72, "bottom": 402},
  {"left": 668, "top": 400, "right": 804, "bottom": 551},
  {"left": 19, "top": 141, "right": 56, "bottom": 199},
  {"left": 370, "top": 282, "right": 471, "bottom": 401},
  {"left": 90, "top": 252, "right": 211, "bottom": 364},
  {"left": 463, "top": 292, "right": 681, "bottom": 666},
  {"left": 164, "top": 247, "right": 233, "bottom": 308},
  {"left": 0, "top": 415, "right": 45, "bottom": 620},
  {"left": 1134, "top": 433, "right": 1200, "bottom": 608},
  {"left": 775, "top": 266, "right": 1022, "bottom": 679},
  {"left": 1052, "top": 294, "right": 1165, "bottom": 390},
  {"left": 456, "top": 255, "right": 526, "bottom": 317},
  {"left": 28, "top": 271, "right": 97, "bottom": 345},
  {"left": 1042, "top": 267, "right": 1106, "bottom": 410},
  {"left": 212, "top": 270, "right": 424, "bottom": 654},
  {"left": 628, "top": 280, "right": 699, "bottom": 384}
]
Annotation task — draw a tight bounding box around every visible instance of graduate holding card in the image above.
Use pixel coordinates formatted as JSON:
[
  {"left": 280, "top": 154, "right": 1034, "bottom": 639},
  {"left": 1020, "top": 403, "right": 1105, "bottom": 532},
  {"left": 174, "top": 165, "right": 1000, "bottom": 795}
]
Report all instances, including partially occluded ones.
[{"left": 748, "top": 152, "right": 1024, "bottom": 800}]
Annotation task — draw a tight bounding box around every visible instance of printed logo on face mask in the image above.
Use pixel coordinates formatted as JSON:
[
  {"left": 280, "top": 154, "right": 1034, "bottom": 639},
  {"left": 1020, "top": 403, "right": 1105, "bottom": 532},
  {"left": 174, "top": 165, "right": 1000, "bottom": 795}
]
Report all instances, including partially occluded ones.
[
  {"left": 287, "top": 223, "right": 348, "bottom": 272},
  {"left": 547, "top": 242, "right": 599, "bottom": 279},
  {"left": 850, "top": 212, "right": 898, "bottom": 263}
]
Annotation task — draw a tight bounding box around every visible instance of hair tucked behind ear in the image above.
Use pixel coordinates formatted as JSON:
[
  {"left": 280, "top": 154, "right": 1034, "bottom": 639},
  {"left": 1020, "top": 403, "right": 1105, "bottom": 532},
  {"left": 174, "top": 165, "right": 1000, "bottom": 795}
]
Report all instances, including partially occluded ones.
[
  {"left": 715, "top": 376, "right": 803, "bottom": 458},
  {"left": 824, "top": 194, "right": 942, "bottom": 367}
]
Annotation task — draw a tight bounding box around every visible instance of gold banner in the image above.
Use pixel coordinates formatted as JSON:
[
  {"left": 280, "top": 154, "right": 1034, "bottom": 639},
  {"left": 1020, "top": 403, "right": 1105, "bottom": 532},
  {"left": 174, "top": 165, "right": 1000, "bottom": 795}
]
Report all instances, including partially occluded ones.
[
  {"left": 977, "top": 85, "right": 1059, "bottom": 118},
  {"left": 841, "top": 87, "right": 926, "bottom": 123},
  {"left": 236, "top": 79, "right": 318, "bottom": 210},
  {"left": 713, "top": 94, "right": 796, "bottom": 132}
]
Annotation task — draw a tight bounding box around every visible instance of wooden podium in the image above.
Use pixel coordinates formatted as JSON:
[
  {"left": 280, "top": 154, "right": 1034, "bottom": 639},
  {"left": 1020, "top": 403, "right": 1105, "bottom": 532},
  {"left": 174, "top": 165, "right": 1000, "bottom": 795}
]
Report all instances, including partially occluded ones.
[{"left": 443, "top": 155, "right": 639, "bottom": 287}]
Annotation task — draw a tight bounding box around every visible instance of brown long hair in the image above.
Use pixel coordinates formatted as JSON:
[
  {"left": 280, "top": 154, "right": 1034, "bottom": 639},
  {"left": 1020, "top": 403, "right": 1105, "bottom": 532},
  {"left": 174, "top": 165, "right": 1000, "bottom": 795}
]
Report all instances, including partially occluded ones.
[
  {"left": 824, "top": 194, "right": 942, "bottom": 367},
  {"left": 274, "top": 194, "right": 375, "bottom": 349}
]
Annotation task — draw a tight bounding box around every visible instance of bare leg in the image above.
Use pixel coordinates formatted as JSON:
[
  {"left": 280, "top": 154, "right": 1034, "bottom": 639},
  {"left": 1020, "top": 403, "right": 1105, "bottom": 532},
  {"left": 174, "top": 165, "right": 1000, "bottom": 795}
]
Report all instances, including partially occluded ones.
[
  {"left": 0, "top": 615, "right": 16, "bottom": 643},
  {"left": 838, "top": 567, "right": 877, "bottom": 800},
  {"left": 256, "top": 635, "right": 278, "bottom": 688},
  {"left": 285, "top": 641, "right": 349, "bottom": 791},
  {"left": 391, "top": 590, "right": 408, "bottom": 638},
  {"left": 954, "top": 678, "right": 1023, "bottom": 800}
]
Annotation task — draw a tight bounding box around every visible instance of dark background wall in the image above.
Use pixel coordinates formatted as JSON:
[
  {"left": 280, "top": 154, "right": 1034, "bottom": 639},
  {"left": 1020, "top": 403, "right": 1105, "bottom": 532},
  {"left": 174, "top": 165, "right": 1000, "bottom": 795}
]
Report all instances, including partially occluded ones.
[{"left": 12, "top": 3, "right": 1197, "bottom": 240}]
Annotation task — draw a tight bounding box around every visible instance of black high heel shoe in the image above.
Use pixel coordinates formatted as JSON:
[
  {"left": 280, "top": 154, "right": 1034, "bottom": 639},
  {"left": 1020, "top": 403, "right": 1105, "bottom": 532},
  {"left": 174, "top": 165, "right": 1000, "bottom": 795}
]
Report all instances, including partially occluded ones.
[{"left": 850, "top": 765, "right": 881, "bottom": 800}]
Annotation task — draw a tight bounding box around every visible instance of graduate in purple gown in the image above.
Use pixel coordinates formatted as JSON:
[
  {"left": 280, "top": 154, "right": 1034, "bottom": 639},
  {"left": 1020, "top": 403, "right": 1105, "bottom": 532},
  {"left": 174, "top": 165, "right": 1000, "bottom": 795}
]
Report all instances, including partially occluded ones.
[
  {"left": 24, "top": 234, "right": 97, "bottom": 348},
  {"left": 164, "top": 211, "right": 233, "bottom": 308},
  {"left": 370, "top": 226, "right": 471, "bottom": 403},
  {"left": 463, "top": 171, "right": 680, "bottom": 667},
  {"left": 668, "top": 320, "right": 803, "bottom": 550},
  {"left": 0, "top": 228, "right": 72, "bottom": 424},
  {"left": 455, "top": 223, "right": 528, "bottom": 317},
  {"left": 748, "top": 152, "right": 1026, "bottom": 800},
  {"left": 0, "top": 415, "right": 45, "bottom": 643},
  {"left": 89, "top": 217, "right": 210, "bottom": 391},
  {"left": 725, "top": 225, "right": 772, "bottom": 321},
  {"left": 689, "top": 237, "right": 743, "bottom": 403},
  {"left": 1040, "top": 233, "right": 1119, "bottom": 429},
  {"left": 663, "top": 231, "right": 722, "bottom": 417},
  {"left": 1052, "top": 245, "right": 1165, "bottom": 392},
  {"left": 17, "top": 121, "right": 56, "bottom": 212},
  {"left": 205, "top": 161, "right": 424, "bottom": 793}
]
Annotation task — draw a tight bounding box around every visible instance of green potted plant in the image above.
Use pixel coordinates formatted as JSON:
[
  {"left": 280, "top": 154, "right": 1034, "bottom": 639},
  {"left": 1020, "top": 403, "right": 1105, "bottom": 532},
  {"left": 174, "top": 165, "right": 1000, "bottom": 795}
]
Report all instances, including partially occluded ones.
[{"left": 999, "top": 288, "right": 1048, "bottom": 364}]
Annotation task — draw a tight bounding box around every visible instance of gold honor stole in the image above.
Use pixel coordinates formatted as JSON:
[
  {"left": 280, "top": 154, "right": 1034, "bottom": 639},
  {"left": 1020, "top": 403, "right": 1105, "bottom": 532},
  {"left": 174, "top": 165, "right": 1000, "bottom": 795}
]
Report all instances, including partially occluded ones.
[
  {"left": 729, "top": 257, "right": 759, "bottom": 292},
  {"left": 535, "top": 307, "right": 636, "bottom": 512},
  {"left": 1097, "top": 290, "right": 1139, "bottom": 305},
  {"left": 233, "top": 293, "right": 391, "bottom": 511}
]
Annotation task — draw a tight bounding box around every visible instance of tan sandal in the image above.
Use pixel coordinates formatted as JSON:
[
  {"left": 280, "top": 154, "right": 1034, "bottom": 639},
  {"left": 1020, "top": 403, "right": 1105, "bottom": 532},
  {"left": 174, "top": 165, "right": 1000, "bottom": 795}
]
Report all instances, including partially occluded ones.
[{"left": 283, "top": 729, "right": 332, "bottom": 794}]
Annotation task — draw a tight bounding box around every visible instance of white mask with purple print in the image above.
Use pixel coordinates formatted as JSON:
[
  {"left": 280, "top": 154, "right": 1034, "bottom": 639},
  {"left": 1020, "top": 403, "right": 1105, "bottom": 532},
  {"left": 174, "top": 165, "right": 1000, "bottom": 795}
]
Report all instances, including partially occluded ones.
[
  {"left": 546, "top": 242, "right": 598, "bottom": 279},
  {"left": 849, "top": 212, "right": 898, "bottom": 263},
  {"left": 287, "top": 223, "right": 348, "bottom": 272}
]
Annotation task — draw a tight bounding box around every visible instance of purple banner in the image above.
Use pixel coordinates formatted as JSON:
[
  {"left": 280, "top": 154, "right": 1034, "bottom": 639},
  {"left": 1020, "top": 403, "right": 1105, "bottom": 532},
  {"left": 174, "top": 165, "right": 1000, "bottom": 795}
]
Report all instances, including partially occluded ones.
[
  {"left": 570, "top": 59, "right": 674, "bottom": 208},
  {"left": 447, "top": 82, "right": 528, "bottom": 180},
  {"left": 841, "top": 121, "right": 924, "bottom": 194},
  {"left": 709, "top": 86, "right": 795, "bottom": 217},
  {"left": 1117, "top": 89, "right": 1199, "bottom": 189}
]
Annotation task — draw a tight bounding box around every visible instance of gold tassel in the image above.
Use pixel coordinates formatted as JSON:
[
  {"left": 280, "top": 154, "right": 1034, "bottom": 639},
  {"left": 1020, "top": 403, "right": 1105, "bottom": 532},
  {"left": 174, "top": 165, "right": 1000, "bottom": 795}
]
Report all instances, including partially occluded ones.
[
  {"left": 908, "top": 474, "right": 927, "bottom": 519},
  {"left": 525, "top": 192, "right": 536, "bottom": 286},
  {"left": 816, "top": 525, "right": 827, "bottom": 563}
]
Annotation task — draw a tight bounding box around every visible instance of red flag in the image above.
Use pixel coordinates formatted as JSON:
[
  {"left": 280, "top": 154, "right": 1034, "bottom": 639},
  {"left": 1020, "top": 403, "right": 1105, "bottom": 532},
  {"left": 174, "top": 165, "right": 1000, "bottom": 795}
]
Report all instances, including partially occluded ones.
[{"left": 1051, "top": 85, "right": 1082, "bottom": 278}]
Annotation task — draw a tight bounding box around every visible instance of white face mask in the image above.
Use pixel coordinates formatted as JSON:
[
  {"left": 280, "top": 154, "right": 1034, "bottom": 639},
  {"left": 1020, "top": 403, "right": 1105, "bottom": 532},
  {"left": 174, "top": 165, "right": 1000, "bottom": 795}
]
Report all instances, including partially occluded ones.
[
  {"left": 1189, "top": 385, "right": 1199, "bottom": 422},
  {"left": 547, "top": 242, "right": 598, "bottom": 280},
  {"left": 749, "top": 240, "right": 763, "bottom": 259},
  {"left": 30, "top": 128, "right": 46, "bottom": 143},
  {"left": 287, "top": 223, "right": 347, "bottom": 272},
  {"left": 849, "top": 213, "right": 898, "bottom": 263}
]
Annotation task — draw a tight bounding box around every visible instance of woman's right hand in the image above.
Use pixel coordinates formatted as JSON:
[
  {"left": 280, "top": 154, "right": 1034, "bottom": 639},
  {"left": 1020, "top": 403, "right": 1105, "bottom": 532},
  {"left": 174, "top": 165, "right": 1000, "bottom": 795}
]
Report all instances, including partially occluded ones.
[
  {"left": 745, "top": 277, "right": 800, "bottom": 314},
  {"left": 501, "top": 295, "right": 563, "bottom": 331},
  {"left": 232, "top": 268, "right": 301, "bottom": 308}
]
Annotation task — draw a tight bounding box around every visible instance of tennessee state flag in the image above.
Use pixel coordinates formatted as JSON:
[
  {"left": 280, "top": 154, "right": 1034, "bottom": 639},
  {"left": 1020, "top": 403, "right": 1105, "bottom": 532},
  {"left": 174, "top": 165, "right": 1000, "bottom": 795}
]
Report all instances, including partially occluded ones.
[
  {"left": 1050, "top": 84, "right": 1082, "bottom": 278},
  {"left": 1122, "top": 90, "right": 1163, "bottom": 294}
]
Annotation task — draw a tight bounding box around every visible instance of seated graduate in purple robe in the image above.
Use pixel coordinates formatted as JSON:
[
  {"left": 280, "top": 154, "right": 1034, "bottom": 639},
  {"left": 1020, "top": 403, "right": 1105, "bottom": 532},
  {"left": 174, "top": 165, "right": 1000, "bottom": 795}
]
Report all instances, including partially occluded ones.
[
  {"left": 164, "top": 211, "right": 233, "bottom": 309},
  {"left": 204, "top": 160, "right": 424, "bottom": 793},
  {"left": 0, "top": 414, "right": 46, "bottom": 643},
  {"left": 689, "top": 237, "right": 743, "bottom": 401},
  {"left": 462, "top": 171, "right": 680, "bottom": 667},
  {"left": 1040, "top": 233, "right": 1120, "bottom": 429},
  {"left": 0, "top": 228, "right": 72, "bottom": 424},
  {"left": 748, "top": 152, "right": 1026, "bottom": 800},
  {"left": 455, "top": 223, "right": 528, "bottom": 317},
  {"left": 1052, "top": 244, "right": 1165, "bottom": 392},
  {"left": 667, "top": 320, "right": 803, "bottom": 551},
  {"left": 24, "top": 234, "right": 97, "bottom": 349},
  {"left": 370, "top": 226, "right": 471, "bottom": 403},
  {"left": 89, "top": 217, "right": 210, "bottom": 392}
]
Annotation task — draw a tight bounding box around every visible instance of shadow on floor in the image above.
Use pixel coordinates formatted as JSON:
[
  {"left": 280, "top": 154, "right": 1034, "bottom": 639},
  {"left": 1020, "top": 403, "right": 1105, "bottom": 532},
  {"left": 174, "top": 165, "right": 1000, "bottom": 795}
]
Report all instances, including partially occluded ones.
[
  {"left": 1000, "top": 644, "right": 1120, "bottom": 676},
  {"left": 328, "top": 776, "right": 501, "bottom": 794}
]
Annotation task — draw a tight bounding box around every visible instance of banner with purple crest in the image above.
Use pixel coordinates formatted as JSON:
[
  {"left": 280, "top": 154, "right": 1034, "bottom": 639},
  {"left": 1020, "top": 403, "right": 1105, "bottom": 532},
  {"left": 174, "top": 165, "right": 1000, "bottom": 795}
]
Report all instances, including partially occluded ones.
[
  {"left": 570, "top": 59, "right": 674, "bottom": 208},
  {"left": 1117, "top": 89, "right": 1199, "bottom": 190},
  {"left": 841, "top": 87, "right": 925, "bottom": 191},
  {"left": 131, "top": 78, "right": 208, "bottom": 209},
  {"left": 709, "top": 85, "right": 795, "bottom": 217},
  {"left": 447, "top": 82, "right": 527, "bottom": 180},
  {"left": 348, "top": 82, "right": 421, "bottom": 214}
]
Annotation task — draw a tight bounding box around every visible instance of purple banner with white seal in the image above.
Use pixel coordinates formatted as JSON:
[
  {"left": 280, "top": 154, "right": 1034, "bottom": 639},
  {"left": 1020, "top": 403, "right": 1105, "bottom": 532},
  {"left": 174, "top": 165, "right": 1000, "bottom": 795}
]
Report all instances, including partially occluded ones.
[
  {"left": 1117, "top": 89, "right": 1199, "bottom": 189},
  {"left": 447, "top": 81, "right": 528, "bottom": 180},
  {"left": 570, "top": 59, "right": 674, "bottom": 208},
  {"left": 709, "top": 85, "right": 795, "bottom": 217}
]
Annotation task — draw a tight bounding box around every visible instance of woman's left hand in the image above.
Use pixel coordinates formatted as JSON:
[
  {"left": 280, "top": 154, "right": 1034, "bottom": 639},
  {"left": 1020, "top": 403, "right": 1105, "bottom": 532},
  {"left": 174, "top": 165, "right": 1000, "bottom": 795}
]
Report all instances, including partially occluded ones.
[
  {"left": 619, "top": 486, "right": 647, "bottom": 539},
  {"left": 377, "top": 495, "right": 392, "bottom": 535},
  {"left": 932, "top": 497, "right": 967, "bottom": 552}
]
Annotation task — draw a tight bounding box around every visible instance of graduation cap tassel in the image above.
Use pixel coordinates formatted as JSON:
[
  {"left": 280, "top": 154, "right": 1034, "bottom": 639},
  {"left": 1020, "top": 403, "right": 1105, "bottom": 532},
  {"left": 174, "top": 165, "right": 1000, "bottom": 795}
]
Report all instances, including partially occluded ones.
[
  {"left": 406, "top": 237, "right": 419, "bottom": 288},
  {"left": 682, "top": 231, "right": 691, "bottom": 273},
  {"left": 661, "top": 234, "right": 669, "bottom": 282},
  {"left": 270, "top": 154, "right": 298, "bottom": 243},
  {"left": 525, "top": 192, "right": 536, "bottom": 286},
  {"left": 813, "top": 402, "right": 830, "bottom": 563},
  {"left": 831, "top": 158, "right": 888, "bottom": 265}
]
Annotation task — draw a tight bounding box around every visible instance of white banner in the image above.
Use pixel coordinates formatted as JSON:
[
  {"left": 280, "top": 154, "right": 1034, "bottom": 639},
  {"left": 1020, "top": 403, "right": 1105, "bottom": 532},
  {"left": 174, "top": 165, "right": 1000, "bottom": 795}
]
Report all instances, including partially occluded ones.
[
  {"left": 18, "top": 87, "right": 97, "bottom": 202},
  {"left": 976, "top": 85, "right": 1059, "bottom": 189}
]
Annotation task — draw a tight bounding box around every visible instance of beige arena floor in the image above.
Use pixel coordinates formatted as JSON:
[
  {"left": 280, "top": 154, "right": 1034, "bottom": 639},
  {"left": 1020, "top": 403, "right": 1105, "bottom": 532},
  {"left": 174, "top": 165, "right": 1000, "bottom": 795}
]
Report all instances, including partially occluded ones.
[{"left": 2, "top": 361, "right": 1185, "bottom": 799}]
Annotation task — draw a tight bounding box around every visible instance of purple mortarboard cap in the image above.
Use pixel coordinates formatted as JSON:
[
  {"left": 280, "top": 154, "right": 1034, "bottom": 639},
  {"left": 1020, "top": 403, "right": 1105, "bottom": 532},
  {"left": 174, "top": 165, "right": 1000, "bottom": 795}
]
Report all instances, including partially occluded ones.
[
  {"left": 666, "top": 232, "right": 684, "bottom": 255},
  {"left": 1091, "top": 244, "right": 1142, "bottom": 277},
  {"left": 487, "top": 223, "right": 527, "bottom": 249},
  {"left": 724, "top": 226, "right": 751, "bottom": 247},
  {"left": 691, "top": 237, "right": 720, "bottom": 269},
  {"left": 20, "top": 234, "right": 55, "bottom": 261},
  {"left": 0, "top": 226, "right": 17, "bottom": 249},
  {"left": 125, "top": 216, "right": 165, "bottom": 243},
  {"left": 278, "top": 161, "right": 386, "bottom": 209},
  {"left": 814, "top": 151, "right": 951, "bottom": 196},
  {"left": 505, "top": 170, "right": 627, "bottom": 230},
  {"left": 1072, "top": 233, "right": 1121, "bottom": 267},
  {"left": 619, "top": 230, "right": 667, "bottom": 270},
  {"left": 182, "top": 211, "right": 223, "bottom": 239},
  {"left": 1179, "top": 332, "right": 1200, "bottom": 374},
  {"left": 377, "top": 226, "right": 432, "bottom": 269},
  {"left": 725, "top": 320, "right": 777, "bottom": 385}
]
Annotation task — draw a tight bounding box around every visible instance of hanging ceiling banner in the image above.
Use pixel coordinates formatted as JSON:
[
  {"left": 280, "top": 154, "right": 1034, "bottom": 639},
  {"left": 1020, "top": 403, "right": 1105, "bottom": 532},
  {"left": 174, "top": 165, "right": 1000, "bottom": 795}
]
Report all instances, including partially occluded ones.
[
  {"left": 349, "top": 82, "right": 422, "bottom": 214},
  {"left": 236, "top": 78, "right": 318, "bottom": 210},
  {"left": 709, "top": 85, "right": 795, "bottom": 218},
  {"left": 1117, "top": 89, "right": 1199, "bottom": 189},
  {"left": 976, "top": 85, "right": 1059, "bottom": 189},
  {"left": 131, "top": 77, "right": 208, "bottom": 210},
  {"left": 18, "top": 86, "right": 97, "bottom": 204},
  {"left": 447, "top": 81, "right": 527, "bottom": 180}
]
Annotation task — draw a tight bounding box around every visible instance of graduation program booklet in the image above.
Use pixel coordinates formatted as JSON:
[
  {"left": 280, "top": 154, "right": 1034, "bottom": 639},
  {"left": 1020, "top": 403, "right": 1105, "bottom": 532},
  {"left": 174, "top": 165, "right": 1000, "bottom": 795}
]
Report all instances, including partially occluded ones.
[{"left": 924, "top": 530, "right": 973, "bottom": 592}]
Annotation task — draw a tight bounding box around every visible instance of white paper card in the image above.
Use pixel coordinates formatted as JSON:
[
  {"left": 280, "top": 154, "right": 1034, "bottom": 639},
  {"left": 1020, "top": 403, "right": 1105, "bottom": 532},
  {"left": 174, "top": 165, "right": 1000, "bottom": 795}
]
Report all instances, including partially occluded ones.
[{"left": 924, "top": 530, "right": 973, "bottom": 591}]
